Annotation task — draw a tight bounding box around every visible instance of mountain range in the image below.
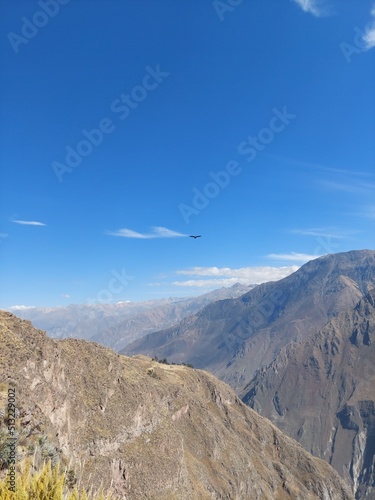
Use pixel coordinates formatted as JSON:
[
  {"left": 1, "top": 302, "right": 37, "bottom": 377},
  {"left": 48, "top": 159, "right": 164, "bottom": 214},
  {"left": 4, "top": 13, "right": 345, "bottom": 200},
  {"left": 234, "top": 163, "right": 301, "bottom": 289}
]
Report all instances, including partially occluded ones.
[
  {"left": 3, "top": 249, "right": 375, "bottom": 497},
  {"left": 122, "top": 249, "right": 375, "bottom": 497},
  {"left": 0, "top": 310, "right": 352, "bottom": 499},
  {"left": 9, "top": 283, "right": 253, "bottom": 352},
  {"left": 123, "top": 250, "right": 375, "bottom": 391}
]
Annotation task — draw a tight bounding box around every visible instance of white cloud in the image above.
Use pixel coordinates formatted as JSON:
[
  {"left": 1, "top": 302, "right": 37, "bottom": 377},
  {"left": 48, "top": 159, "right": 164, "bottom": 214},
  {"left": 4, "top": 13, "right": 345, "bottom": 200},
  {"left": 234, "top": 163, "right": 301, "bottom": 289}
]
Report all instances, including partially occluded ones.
[
  {"left": 61, "top": 294, "right": 71, "bottom": 299},
  {"left": 173, "top": 278, "right": 249, "bottom": 288},
  {"left": 0, "top": 233, "right": 8, "bottom": 239},
  {"left": 363, "top": 5, "right": 375, "bottom": 50},
  {"left": 266, "top": 252, "right": 321, "bottom": 262},
  {"left": 173, "top": 265, "right": 299, "bottom": 288},
  {"left": 12, "top": 220, "right": 46, "bottom": 226},
  {"left": 107, "top": 226, "right": 187, "bottom": 239},
  {"left": 364, "top": 29, "right": 375, "bottom": 49},
  {"left": 292, "top": 0, "right": 326, "bottom": 17},
  {"left": 153, "top": 227, "right": 186, "bottom": 237},
  {"left": 107, "top": 228, "right": 149, "bottom": 239}
]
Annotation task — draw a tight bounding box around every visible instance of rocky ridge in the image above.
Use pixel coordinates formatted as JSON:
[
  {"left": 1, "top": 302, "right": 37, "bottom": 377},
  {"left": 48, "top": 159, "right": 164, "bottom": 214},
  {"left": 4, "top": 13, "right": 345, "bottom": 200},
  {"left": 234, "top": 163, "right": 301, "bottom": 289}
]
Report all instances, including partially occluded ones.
[{"left": 241, "top": 289, "right": 375, "bottom": 499}]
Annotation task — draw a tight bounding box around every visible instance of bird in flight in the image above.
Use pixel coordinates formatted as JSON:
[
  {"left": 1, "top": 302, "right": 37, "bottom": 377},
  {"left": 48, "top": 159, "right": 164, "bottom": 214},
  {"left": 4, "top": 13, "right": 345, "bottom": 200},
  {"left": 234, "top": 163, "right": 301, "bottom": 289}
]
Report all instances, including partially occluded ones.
[{"left": 189, "top": 235, "right": 202, "bottom": 239}]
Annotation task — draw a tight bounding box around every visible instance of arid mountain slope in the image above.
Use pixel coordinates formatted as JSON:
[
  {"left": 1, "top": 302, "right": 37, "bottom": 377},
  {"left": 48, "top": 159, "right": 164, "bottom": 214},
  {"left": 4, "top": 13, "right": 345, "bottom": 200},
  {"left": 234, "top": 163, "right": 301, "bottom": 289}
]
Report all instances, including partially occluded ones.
[
  {"left": 124, "top": 250, "right": 375, "bottom": 390},
  {"left": 241, "top": 289, "right": 375, "bottom": 499},
  {"left": 0, "top": 311, "right": 352, "bottom": 499}
]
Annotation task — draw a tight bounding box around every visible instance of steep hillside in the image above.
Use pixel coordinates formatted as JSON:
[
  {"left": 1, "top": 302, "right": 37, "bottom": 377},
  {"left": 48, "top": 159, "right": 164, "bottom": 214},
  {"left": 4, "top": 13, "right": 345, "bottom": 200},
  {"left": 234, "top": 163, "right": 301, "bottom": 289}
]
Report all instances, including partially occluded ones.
[
  {"left": 0, "top": 311, "right": 352, "bottom": 499},
  {"left": 123, "top": 250, "right": 375, "bottom": 391},
  {"left": 241, "top": 289, "right": 375, "bottom": 499}
]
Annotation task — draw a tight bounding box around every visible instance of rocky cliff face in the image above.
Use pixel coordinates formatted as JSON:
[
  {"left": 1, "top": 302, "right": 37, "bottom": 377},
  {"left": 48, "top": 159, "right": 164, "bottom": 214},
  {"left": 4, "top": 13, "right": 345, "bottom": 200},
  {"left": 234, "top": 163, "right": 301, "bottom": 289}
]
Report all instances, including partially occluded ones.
[
  {"left": 241, "top": 289, "right": 375, "bottom": 499},
  {"left": 124, "top": 250, "right": 375, "bottom": 391},
  {"left": 0, "top": 311, "right": 352, "bottom": 499}
]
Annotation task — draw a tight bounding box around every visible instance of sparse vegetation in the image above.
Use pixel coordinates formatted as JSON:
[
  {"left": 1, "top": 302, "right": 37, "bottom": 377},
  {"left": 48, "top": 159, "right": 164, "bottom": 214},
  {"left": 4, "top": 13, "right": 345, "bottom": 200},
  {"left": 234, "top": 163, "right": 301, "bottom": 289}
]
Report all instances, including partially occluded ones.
[
  {"left": 151, "top": 356, "right": 193, "bottom": 368},
  {"left": 146, "top": 368, "right": 159, "bottom": 379},
  {"left": 0, "top": 459, "right": 112, "bottom": 499},
  {"left": 0, "top": 429, "right": 10, "bottom": 470}
]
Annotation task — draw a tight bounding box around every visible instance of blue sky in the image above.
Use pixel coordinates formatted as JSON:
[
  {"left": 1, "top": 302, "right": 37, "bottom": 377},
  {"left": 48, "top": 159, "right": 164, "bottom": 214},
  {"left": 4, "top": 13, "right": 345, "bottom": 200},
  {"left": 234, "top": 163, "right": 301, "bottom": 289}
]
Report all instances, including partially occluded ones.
[{"left": 0, "top": 0, "right": 374, "bottom": 307}]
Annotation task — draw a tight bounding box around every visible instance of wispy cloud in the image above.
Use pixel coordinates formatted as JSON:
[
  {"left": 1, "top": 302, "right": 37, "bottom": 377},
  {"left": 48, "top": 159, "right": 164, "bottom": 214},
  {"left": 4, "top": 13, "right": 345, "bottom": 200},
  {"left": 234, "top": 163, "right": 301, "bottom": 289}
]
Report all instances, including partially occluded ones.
[
  {"left": 106, "top": 226, "right": 187, "bottom": 239},
  {"left": 268, "top": 156, "right": 374, "bottom": 178},
  {"left": 290, "top": 227, "right": 359, "bottom": 239},
  {"left": 366, "top": 206, "right": 375, "bottom": 219},
  {"left": 12, "top": 219, "right": 46, "bottom": 226},
  {"left": 292, "top": 0, "right": 327, "bottom": 17},
  {"left": 61, "top": 294, "right": 71, "bottom": 299},
  {"left": 354, "top": 205, "right": 375, "bottom": 220},
  {"left": 274, "top": 157, "right": 375, "bottom": 196},
  {"left": 266, "top": 252, "right": 321, "bottom": 262},
  {"left": 319, "top": 180, "right": 375, "bottom": 195},
  {"left": 172, "top": 265, "right": 299, "bottom": 288},
  {"left": 363, "top": 5, "right": 375, "bottom": 50},
  {"left": 0, "top": 233, "right": 8, "bottom": 239}
]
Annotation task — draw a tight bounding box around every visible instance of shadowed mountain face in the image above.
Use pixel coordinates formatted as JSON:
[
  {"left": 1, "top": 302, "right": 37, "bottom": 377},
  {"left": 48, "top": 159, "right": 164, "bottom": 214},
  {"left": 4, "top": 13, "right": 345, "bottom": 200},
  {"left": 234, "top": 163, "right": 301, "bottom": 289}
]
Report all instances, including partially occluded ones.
[
  {"left": 241, "top": 289, "right": 375, "bottom": 499},
  {"left": 123, "top": 250, "right": 375, "bottom": 391},
  {"left": 0, "top": 311, "right": 353, "bottom": 499}
]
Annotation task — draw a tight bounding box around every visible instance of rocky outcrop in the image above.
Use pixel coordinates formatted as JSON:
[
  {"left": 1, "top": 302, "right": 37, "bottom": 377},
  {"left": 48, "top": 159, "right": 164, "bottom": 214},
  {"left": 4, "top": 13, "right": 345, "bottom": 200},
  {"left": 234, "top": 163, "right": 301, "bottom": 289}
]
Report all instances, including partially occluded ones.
[
  {"left": 0, "top": 311, "right": 352, "bottom": 499},
  {"left": 241, "top": 290, "right": 375, "bottom": 498}
]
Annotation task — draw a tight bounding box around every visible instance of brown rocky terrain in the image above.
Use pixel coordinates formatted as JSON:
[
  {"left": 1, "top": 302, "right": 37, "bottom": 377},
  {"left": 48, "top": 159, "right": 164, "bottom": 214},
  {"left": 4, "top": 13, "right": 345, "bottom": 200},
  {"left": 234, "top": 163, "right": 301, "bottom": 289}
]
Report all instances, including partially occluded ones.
[
  {"left": 123, "top": 250, "right": 375, "bottom": 391},
  {"left": 241, "top": 289, "right": 375, "bottom": 499},
  {"left": 0, "top": 310, "right": 352, "bottom": 499}
]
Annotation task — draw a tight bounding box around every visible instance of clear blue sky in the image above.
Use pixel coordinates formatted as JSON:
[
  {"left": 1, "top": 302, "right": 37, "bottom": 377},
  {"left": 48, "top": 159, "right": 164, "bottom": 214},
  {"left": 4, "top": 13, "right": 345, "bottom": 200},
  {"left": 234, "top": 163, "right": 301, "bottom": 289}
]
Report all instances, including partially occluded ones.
[{"left": 0, "top": 0, "right": 374, "bottom": 307}]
